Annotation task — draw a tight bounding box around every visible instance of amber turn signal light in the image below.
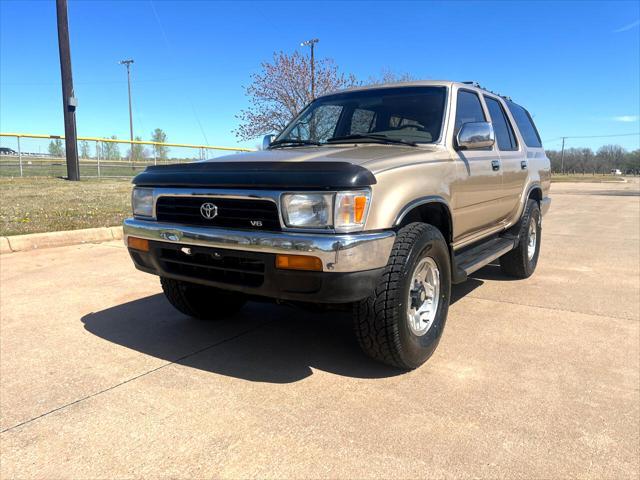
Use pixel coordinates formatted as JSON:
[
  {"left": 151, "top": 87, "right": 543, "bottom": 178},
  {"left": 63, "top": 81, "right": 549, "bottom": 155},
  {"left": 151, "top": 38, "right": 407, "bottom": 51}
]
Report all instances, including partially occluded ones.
[
  {"left": 353, "top": 195, "right": 368, "bottom": 223},
  {"left": 127, "top": 236, "right": 149, "bottom": 252},
  {"left": 275, "top": 254, "right": 323, "bottom": 271}
]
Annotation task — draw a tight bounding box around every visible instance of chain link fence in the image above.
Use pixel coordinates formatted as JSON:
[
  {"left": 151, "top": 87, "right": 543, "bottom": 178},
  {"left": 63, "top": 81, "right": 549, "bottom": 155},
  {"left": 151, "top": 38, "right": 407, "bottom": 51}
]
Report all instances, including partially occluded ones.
[{"left": 0, "top": 133, "right": 253, "bottom": 178}]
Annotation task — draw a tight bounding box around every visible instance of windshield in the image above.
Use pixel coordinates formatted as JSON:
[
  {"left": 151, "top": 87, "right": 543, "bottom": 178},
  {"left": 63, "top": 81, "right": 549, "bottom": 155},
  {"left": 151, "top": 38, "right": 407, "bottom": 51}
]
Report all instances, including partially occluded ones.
[{"left": 274, "top": 86, "right": 447, "bottom": 146}]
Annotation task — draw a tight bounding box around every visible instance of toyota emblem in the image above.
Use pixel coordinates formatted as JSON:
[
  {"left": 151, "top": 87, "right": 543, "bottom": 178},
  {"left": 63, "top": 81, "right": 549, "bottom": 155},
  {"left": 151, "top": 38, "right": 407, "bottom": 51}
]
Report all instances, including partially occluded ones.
[{"left": 200, "top": 202, "right": 218, "bottom": 220}]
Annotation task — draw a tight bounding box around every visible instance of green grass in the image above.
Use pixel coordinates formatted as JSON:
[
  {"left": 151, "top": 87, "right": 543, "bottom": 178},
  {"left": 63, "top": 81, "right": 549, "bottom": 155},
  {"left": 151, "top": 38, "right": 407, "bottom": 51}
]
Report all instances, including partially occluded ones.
[
  {"left": 0, "top": 177, "right": 132, "bottom": 236},
  {"left": 0, "top": 155, "right": 196, "bottom": 178},
  {"left": 551, "top": 174, "right": 628, "bottom": 183}
]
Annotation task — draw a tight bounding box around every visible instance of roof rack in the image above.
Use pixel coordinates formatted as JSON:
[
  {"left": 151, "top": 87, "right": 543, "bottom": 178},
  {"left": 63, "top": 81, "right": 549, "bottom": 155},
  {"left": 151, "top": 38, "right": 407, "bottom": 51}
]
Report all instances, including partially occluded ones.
[{"left": 462, "top": 81, "right": 512, "bottom": 102}]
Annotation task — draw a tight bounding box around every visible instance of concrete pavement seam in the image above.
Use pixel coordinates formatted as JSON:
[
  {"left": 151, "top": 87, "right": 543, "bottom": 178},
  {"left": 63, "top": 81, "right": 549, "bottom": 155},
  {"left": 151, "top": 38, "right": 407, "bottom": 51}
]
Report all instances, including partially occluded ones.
[
  {"left": 463, "top": 294, "right": 639, "bottom": 323},
  {"left": 0, "top": 320, "right": 274, "bottom": 435}
]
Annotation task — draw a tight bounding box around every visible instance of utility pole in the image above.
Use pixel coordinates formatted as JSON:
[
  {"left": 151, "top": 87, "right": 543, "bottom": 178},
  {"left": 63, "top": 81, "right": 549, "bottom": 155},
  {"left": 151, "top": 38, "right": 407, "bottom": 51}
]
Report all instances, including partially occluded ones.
[
  {"left": 119, "top": 59, "right": 135, "bottom": 164},
  {"left": 55, "top": 0, "right": 79, "bottom": 181},
  {"left": 560, "top": 136, "right": 566, "bottom": 174},
  {"left": 301, "top": 38, "right": 319, "bottom": 99}
]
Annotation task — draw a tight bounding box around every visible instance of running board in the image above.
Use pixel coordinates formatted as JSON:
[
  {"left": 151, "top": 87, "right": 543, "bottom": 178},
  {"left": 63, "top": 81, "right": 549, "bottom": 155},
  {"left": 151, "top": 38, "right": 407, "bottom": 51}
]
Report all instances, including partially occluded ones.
[{"left": 452, "top": 237, "right": 517, "bottom": 284}]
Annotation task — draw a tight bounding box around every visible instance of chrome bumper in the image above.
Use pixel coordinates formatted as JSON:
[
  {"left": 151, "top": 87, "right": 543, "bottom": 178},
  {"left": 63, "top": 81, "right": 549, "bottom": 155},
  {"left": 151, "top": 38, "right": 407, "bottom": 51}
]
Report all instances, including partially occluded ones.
[
  {"left": 540, "top": 197, "right": 551, "bottom": 216},
  {"left": 123, "top": 218, "right": 395, "bottom": 273}
]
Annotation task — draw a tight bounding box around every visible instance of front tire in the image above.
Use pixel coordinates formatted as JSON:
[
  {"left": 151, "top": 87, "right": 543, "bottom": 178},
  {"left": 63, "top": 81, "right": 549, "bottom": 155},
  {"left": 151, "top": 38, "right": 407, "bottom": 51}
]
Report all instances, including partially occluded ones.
[
  {"left": 353, "top": 223, "right": 451, "bottom": 370},
  {"left": 500, "top": 199, "right": 541, "bottom": 278},
  {"left": 160, "top": 277, "right": 247, "bottom": 320}
]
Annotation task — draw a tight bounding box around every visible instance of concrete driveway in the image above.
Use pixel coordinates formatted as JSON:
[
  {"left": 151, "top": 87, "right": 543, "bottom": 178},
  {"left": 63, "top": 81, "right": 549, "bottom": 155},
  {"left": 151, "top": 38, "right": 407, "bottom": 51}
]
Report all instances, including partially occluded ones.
[{"left": 1, "top": 180, "right": 638, "bottom": 479}]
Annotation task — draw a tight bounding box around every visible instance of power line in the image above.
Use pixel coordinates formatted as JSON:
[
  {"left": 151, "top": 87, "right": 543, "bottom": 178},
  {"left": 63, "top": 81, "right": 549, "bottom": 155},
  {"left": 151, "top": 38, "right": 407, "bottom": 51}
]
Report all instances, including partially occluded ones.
[
  {"left": 149, "top": 0, "right": 209, "bottom": 146},
  {"left": 1, "top": 77, "right": 209, "bottom": 86},
  {"left": 544, "top": 132, "right": 639, "bottom": 142}
]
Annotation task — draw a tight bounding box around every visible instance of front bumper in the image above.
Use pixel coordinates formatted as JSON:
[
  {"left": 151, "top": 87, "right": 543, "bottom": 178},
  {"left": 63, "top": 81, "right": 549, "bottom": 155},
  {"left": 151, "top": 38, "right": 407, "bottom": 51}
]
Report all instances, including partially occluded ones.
[
  {"left": 123, "top": 218, "right": 395, "bottom": 273},
  {"left": 123, "top": 219, "right": 395, "bottom": 303},
  {"left": 128, "top": 240, "right": 385, "bottom": 303}
]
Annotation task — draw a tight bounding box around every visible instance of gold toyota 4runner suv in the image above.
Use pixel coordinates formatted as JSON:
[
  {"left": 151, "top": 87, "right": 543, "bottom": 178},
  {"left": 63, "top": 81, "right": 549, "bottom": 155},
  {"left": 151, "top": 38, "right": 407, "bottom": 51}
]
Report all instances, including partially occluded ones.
[{"left": 124, "top": 80, "right": 551, "bottom": 369}]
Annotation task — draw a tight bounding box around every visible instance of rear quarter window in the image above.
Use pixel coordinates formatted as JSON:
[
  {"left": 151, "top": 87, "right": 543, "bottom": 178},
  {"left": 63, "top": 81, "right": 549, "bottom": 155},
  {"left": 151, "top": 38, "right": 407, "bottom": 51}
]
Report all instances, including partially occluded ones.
[
  {"left": 485, "top": 96, "right": 518, "bottom": 151},
  {"left": 506, "top": 101, "right": 542, "bottom": 148}
]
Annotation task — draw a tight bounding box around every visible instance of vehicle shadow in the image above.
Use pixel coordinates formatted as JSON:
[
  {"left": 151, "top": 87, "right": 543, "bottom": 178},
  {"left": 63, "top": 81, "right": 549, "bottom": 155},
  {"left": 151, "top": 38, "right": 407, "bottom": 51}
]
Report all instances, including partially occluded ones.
[{"left": 81, "top": 280, "right": 485, "bottom": 384}]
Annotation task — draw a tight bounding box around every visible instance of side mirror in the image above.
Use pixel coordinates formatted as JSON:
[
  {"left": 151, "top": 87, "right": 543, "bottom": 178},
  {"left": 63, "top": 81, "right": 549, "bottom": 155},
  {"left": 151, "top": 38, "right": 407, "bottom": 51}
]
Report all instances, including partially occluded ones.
[
  {"left": 262, "top": 134, "right": 275, "bottom": 150},
  {"left": 456, "top": 122, "right": 495, "bottom": 150}
]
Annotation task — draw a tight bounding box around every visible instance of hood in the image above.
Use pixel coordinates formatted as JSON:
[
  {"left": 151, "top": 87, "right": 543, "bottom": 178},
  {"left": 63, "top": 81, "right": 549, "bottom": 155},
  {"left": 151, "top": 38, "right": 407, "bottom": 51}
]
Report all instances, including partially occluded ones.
[
  {"left": 208, "top": 144, "right": 446, "bottom": 174},
  {"left": 132, "top": 144, "right": 448, "bottom": 189}
]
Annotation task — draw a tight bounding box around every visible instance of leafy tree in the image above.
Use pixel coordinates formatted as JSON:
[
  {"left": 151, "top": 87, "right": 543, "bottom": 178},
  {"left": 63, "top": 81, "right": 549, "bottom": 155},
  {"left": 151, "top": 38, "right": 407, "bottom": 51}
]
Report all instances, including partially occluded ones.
[
  {"left": 102, "top": 136, "right": 121, "bottom": 160},
  {"left": 128, "top": 136, "right": 146, "bottom": 162},
  {"left": 79, "top": 140, "right": 91, "bottom": 159},
  {"left": 235, "top": 51, "right": 358, "bottom": 140},
  {"left": 48, "top": 139, "right": 64, "bottom": 157},
  {"left": 151, "top": 128, "right": 168, "bottom": 161}
]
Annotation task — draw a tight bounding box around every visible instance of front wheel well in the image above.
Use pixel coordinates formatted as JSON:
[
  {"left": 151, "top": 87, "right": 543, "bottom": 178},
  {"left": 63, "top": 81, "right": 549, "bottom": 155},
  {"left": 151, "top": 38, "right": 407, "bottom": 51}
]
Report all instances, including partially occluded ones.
[
  {"left": 528, "top": 186, "right": 542, "bottom": 204},
  {"left": 396, "top": 202, "right": 452, "bottom": 244}
]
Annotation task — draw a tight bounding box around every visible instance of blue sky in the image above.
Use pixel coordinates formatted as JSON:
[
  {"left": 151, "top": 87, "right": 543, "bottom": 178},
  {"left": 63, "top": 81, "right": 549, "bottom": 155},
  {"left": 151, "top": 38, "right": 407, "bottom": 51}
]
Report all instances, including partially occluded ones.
[{"left": 1, "top": 0, "right": 639, "bottom": 152}]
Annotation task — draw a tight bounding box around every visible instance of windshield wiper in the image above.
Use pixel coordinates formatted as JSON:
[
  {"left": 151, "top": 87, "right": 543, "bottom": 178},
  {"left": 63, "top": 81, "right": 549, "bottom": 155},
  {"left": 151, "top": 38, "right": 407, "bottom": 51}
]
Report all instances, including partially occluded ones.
[
  {"left": 269, "top": 138, "right": 322, "bottom": 148},
  {"left": 327, "top": 134, "right": 417, "bottom": 147}
]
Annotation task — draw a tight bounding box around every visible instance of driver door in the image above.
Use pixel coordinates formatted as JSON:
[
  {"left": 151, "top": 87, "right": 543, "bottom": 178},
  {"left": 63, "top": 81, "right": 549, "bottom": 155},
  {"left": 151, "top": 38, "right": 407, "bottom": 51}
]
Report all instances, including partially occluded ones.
[{"left": 450, "top": 89, "right": 504, "bottom": 242}]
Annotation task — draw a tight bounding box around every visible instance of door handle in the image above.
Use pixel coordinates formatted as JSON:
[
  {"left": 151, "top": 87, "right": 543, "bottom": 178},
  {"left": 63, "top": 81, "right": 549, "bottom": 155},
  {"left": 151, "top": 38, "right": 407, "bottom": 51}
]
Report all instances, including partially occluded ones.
[
  {"left": 521, "top": 160, "right": 528, "bottom": 170},
  {"left": 491, "top": 160, "right": 500, "bottom": 171}
]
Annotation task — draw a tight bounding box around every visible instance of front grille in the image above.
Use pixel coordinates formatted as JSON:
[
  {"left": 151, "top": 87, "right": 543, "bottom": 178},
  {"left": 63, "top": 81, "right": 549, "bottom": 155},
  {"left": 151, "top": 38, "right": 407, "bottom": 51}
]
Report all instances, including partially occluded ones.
[
  {"left": 155, "top": 196, "right": 281, "bottom": 231},
  {"left": 155, "top": 244, "right": 266, "bottom": 287}
]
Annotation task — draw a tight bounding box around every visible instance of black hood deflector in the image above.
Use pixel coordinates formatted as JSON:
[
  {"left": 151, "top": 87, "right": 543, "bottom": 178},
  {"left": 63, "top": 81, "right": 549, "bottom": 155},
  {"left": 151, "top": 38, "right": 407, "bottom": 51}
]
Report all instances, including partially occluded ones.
[{"left": 132, "top": 161, "right": 377, "bottom": 189}]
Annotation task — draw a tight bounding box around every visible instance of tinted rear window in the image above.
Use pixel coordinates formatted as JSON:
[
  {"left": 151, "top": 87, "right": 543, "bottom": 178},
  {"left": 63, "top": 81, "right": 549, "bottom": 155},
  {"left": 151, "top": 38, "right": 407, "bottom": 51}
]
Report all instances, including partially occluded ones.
[
  {"left": 485, "top": 96, "right": 518, "bottom": 151},
  {"left": 506, "top": 101, "right": 542, "bottom": 148}
]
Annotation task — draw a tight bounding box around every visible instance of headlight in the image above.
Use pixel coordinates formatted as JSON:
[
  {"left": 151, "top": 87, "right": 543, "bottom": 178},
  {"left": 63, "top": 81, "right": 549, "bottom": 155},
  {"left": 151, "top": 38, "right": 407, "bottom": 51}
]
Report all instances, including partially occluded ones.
[
  {"left": 132, "top": 187, "right": 154, "bottom": 218},
  {"left": 334, "top": 191, "right": 371, "bottom": 232},
  {"left": 281, "top": 190, "right": 371, "bottom": 232},
  {"left": 281, "top": 193, "right": 333, "bottom": 228}
]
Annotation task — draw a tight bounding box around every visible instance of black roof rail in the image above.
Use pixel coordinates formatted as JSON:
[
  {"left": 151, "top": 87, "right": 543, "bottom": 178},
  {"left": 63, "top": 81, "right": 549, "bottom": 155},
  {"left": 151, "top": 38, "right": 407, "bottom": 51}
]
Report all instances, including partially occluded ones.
[{"left": 462, "top": 81, "right": 512, "bottom": 101}]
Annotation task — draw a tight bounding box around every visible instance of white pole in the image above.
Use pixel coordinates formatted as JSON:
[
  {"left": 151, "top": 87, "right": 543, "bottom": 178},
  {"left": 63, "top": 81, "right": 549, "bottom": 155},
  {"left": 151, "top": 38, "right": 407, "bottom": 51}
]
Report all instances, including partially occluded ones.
[
  {"left": 96, "top": 140, "right": 101, "bottom": 178},
  {"left": 17, "top": 136, "right": 23, "bottom": 177}
]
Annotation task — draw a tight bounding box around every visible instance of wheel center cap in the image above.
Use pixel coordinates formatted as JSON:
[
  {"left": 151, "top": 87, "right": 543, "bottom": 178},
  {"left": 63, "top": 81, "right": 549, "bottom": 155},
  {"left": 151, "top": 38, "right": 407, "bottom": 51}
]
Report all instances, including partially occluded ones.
[{"left": 410, "top": 283, "right": 427, "bottom": 309}]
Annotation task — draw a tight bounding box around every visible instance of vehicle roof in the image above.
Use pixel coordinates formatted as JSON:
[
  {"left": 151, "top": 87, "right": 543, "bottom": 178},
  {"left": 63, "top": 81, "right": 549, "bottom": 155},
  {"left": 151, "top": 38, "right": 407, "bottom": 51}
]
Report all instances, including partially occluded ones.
[{"left": 318, "top": 80, "right": 513, "bottom": 102}]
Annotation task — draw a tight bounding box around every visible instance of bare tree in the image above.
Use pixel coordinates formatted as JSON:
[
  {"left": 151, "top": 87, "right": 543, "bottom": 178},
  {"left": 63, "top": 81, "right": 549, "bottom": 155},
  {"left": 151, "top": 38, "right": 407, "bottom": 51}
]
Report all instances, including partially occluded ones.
[
  {"left": 367, "top": 68, "right": 415, "bottom": 86},
  {"left": 235, "top": 51, "right": 358, "bottom": 141},
  {"left": 79, "top": 140, "right": 91, "bottom": 159},
  {"left": 597, "top": 144, "right": 626, "bottom": 170},
  {"left": 547, "top": 144, "right": 639, "bottom": 174}
]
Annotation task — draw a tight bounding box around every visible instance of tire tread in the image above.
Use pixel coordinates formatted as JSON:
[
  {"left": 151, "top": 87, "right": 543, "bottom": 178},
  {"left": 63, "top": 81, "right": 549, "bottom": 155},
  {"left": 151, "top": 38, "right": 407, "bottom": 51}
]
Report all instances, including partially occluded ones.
[{"left": 354, "top": 223, "right": 446, "bottom": 369}]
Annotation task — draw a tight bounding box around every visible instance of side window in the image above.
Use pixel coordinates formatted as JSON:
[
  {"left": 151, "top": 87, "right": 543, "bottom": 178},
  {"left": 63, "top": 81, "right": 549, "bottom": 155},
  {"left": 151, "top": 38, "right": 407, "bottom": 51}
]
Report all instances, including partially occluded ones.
[
  {"left": 484, "top": 96, "right": 517, "bottom": 151},
  {"left": 454, "top": 90, "right": 486, "bottom": 135},
  {"left": 350, "top": 108, "right": 376, "bottom": 135},
  {"left": 506, "top": 101, "right": 542, "bottom": 148}
]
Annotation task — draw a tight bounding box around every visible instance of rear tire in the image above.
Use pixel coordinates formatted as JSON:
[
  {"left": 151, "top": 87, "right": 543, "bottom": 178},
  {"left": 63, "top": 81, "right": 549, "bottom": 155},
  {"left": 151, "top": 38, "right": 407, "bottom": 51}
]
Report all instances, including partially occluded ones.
[
  {"left": 160, "top": 277, "right": 247, "bottom": 320},
  {"left": 500, "top": 199, "right": 541, "bottom": 278},
  {"left": 353, "top": 222, "right": 451, "bottom": 370}
]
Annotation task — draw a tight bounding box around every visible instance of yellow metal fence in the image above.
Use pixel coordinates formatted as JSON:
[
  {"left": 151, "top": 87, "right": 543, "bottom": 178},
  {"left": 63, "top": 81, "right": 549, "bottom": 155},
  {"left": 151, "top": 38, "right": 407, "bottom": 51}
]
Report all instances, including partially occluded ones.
[{"left": 0, "top": 133, "right": 253, "bottom": 178}]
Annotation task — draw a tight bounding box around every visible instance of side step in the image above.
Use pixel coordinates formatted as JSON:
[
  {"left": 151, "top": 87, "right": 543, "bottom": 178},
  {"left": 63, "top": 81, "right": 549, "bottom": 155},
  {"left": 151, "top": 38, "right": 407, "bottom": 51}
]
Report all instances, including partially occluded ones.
[{"left": 452, "top": 236, "right": 517, "bottom": 284}]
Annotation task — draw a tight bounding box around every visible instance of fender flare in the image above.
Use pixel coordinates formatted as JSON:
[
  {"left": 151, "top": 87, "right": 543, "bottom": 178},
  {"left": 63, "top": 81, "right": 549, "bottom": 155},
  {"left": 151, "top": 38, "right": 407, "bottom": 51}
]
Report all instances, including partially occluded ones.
[{"left": 393, "top": 196, "right": 454, "bottom": 245}]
